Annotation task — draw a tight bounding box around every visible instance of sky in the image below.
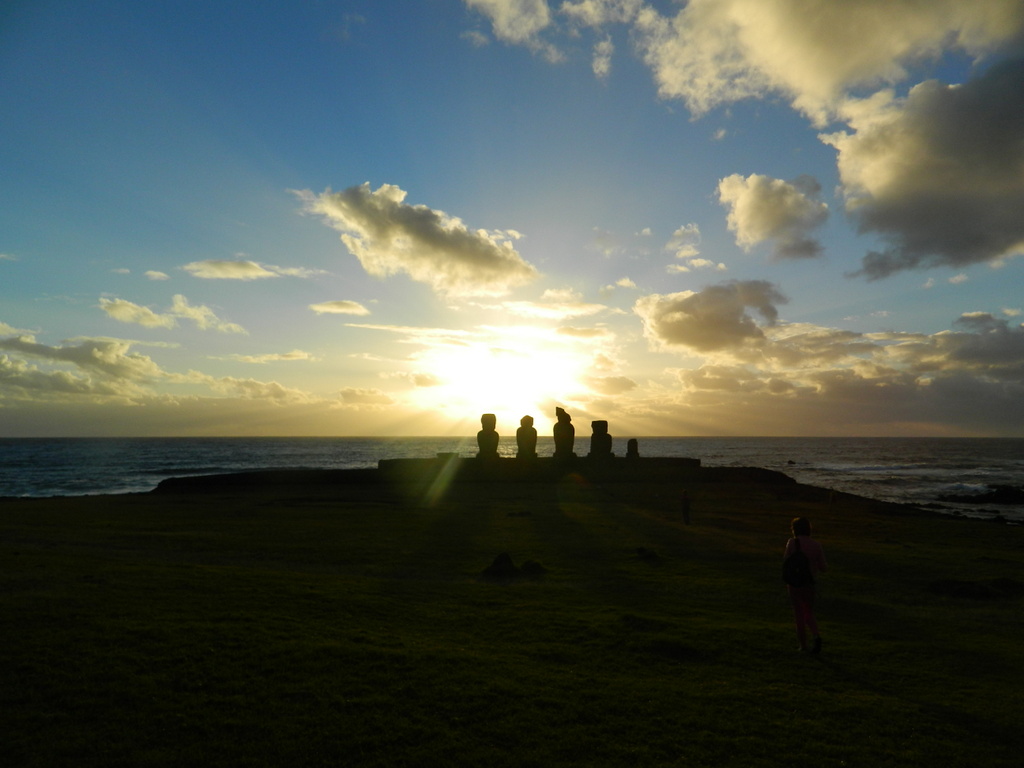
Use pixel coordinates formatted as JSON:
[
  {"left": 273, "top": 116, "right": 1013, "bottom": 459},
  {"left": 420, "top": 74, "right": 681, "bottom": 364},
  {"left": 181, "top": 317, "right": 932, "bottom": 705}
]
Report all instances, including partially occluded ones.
[{"left": 2, "top": 0, "right": 1024, "bottom": 438}]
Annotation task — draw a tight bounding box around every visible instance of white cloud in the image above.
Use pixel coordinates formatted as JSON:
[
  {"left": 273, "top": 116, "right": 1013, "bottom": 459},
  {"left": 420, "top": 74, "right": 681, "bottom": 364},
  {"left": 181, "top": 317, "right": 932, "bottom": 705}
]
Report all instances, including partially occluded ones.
[
  {"left": 183, "top": 260, "right": 278, "bottom": 280},
  {"left": 632, "top": 0, "right": 1024, "bottom": 123},
  {"left": 634, "top": 280, "right": 787, "bottom": 352},
  {"left": 169, "top": 295, "right": 246, "bottom": 334},
  {"left": 217, "top": 350, "right": 316, "bottom": 364},
  {"left": 666, "top": 258, "right": 726, "bottom": 275},
  {"left": 688, "top": 258, "right": 726, "bottom": 271},
  {"left": 465, "top": 0, "right": 1023, "bottom": 128},
  {"left": 145, "top": 271, "right": 170, "bottom": 281},
  {"left": 310, "top": 300, "right": 371, "bottom": 316},
  {"left": 271, "top": 265, "right": 326, "bottom": 278},
  {"left": 718, "top": 173, "right": 828, "bottom": 259},
  {"left": 584, "top": 374, "right": 637, "bottom": 395},
  {"left": 665, "top": 223, "right": 701, "bottom": 259},
  {"left": 557, "top": 325, "right": 613, "bottom": 339},
  {"left": 412, "top": 372, "right": 442, "bottom": 387},
  {"left": 99, "top": 295, "right": 246, "bottom": 334},
  {"left": 463, "top": 0, "right": 561, "bottom": 60},
  {"left": 561, "top": 0, "right": 643, "bottom": 27},
  {"left": 465, "top": 0, "right": 551, "bottom": 42},
  {"left": 949, "top": 273, "right": 969, "bottom": 285},
  {"left": 0, "top": 333, "right": 326, "bottom": 417},
  {"left": 343, "top": 323, "right": 476, "bottom": 346},
  {"left": 0, "top": 253, "right": 17, "bottom": 261},
  {"left": 593, "top": 35, "right": 614, "bottom": 78},
  {"left": 664, "top": 223, "right": 727, "bottom": 272},
  {"left": 182, "top": 259, "right": 319, "bottom": 280},
  {"left": 500, "top": 287, "right": 607, "bottom": 319},
  {"left": 600, "top": 276, "right": 637, "bottom": 295},
  {"left": 338, "top": 386, "right": 395, "bottom": 407},
  {"left": 0, "top": 353, "right": 142, "bottom": 400},
  {"left": 298, "top": 183, "right": 539, "bottom": 297},
  {"left": 99, "top": 298, "right": 178, "bottom": 329},
  {"left": 824, "top": 60, "right": 1024, "bottom": 277},
  {"left": 0, "top": 335, "right": 172, "bottom": 403},
  {"left": 196, "top": 374, "right": 313, "bottom": 403}
]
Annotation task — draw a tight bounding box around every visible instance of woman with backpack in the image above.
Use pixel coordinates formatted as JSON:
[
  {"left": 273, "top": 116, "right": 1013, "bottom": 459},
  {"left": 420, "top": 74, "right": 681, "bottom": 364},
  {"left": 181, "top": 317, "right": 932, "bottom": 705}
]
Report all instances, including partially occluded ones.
[{"left": 783, "top": 517, "right": 828, "bottom": 653}]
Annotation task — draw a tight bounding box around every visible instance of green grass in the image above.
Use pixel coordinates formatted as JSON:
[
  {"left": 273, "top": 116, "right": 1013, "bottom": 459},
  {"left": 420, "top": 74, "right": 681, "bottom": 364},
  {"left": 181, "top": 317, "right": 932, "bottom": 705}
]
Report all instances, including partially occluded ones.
[{"left": 2, "top": 474, "right": 1022, "bottom": 767}]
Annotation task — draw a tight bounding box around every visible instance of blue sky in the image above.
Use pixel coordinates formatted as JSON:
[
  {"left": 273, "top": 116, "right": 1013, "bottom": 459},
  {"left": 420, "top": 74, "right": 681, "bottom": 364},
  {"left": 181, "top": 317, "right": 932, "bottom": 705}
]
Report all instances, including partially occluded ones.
[{"left": 3, "top": 0, "right": 1024, "bottom": 437}]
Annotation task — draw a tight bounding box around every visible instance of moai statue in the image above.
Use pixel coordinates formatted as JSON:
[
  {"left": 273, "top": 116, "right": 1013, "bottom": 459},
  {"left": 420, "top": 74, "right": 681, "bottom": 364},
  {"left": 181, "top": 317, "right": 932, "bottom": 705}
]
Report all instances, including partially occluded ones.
[
  {"left": 477, "top": 413, "right": 499, "bottom": 459},
  {"left": 588, "top": 420, "right": 613, "bottom": 459},
  {"left": 626, "top": 438, "right": 640, "bottom": 460},
  {"left": 552, "top": 407, "right": 576, "bottom": 460},
  {"left": 516, "top": 415, "right": 538, "bottom": 459}
]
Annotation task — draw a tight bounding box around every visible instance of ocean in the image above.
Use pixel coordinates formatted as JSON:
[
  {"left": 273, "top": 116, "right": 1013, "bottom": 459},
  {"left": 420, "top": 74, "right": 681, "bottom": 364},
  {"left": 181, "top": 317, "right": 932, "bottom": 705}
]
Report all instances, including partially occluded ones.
[{"left": 1, "top": 436, "right": 1022, "bottom": 522}]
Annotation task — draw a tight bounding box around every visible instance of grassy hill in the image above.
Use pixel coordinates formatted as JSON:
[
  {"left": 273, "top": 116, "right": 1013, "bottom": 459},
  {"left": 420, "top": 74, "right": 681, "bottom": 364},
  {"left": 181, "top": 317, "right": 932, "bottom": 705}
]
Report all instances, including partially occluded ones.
[{"left": 2, "top": 467, "right": 1022, "bottom": 766}]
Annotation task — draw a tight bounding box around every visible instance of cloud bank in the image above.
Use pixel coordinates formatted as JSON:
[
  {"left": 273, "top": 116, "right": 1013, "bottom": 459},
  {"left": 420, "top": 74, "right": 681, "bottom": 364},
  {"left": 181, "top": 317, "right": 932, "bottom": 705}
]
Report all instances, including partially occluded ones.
[{"left": 825, "top": 59, "right": 1024, "bottom": 277}]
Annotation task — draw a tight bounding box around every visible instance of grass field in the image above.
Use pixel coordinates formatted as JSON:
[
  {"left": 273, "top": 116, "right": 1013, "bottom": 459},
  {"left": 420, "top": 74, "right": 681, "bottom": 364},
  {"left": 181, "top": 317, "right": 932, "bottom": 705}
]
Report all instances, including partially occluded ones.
[{"left": 2, "top": 469, "right": 1022, "bottom": 767}]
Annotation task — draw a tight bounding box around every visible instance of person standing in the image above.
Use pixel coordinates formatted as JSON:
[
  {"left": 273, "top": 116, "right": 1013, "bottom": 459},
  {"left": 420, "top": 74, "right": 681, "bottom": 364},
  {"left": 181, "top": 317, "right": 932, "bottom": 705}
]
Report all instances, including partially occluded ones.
[{"left": 783, "top": 517, "right": 828, "bottom": 653}]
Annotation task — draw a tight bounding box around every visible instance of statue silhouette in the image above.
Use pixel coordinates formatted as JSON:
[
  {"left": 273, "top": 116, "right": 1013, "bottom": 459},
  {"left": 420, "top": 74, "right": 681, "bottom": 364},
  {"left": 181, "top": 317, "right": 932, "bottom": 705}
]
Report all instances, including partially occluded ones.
[
  {"left": 626, "top": 438, "right": 639, "bottom": 460},
  {"left": 553, "top": 407, "right": 575, "bottom": 460},
  {"left": 588, "top": 420, "right": 613, "bottom": 459},
  {"left": 477, "top": 413, "right": 499, "bottom": 459},
  {"left": 516, "top": 415, "right": 537, "bottom": 459}
]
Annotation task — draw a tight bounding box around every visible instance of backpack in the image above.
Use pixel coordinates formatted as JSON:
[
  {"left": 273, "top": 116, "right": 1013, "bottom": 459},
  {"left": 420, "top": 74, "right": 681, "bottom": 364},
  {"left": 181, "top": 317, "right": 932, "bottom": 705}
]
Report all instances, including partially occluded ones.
[{"left": 782, "top": 538, "right": 814, "bottom": 587}]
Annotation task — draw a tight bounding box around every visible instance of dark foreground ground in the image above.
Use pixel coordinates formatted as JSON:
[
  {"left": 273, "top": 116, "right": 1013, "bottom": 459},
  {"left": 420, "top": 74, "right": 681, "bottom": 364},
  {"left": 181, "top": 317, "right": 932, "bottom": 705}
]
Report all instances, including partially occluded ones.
[{"left": 3, "top": 459, "right": 1022, "bottom": 767}]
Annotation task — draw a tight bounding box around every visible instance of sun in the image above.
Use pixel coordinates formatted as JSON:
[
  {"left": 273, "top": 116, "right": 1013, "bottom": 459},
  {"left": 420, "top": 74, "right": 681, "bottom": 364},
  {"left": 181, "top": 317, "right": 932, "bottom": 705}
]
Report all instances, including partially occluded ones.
[{"left": 411, "top": 328, "right": 590, "bottom": 432}]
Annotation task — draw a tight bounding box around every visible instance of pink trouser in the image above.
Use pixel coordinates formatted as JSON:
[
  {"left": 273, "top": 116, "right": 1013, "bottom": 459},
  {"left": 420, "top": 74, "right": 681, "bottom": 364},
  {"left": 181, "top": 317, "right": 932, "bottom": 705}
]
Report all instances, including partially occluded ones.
[{"left": 788, "top": 585, "right": 818, "bottom": 648}]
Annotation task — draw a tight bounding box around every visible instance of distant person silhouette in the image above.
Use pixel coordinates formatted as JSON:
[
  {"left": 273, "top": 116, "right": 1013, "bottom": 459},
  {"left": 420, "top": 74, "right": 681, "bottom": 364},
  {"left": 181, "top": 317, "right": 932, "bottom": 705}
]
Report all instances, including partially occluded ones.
[
  {"left": 783, "top": 517, "right": 828, "bottom": 653},
  {"left": 477, "top": 413, "right": 499, "bottom": 459},
  {"left": 552, "top": 407, "right": 575, "bottom": 460},
  {"left": 516, "top": 415, "right": 537, "bottom": 459}
]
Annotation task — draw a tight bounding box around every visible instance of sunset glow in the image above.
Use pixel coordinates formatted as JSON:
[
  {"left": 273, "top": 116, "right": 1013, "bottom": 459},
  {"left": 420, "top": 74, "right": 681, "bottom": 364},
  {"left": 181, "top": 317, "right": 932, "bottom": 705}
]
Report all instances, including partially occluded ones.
[{"left": 410, "top": 329, "right": 592, "bottom": 430}]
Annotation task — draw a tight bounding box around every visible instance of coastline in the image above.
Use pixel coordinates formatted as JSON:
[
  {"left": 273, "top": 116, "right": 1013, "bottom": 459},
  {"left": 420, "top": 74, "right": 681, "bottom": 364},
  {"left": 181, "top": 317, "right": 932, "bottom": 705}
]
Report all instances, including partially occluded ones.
[
  {"left": 0, "top": 455, "right": 992, "bottom": 523},
  {"left": 6, "top": 454, "right": 1020, "bottom": 527},
  {"left": 3, "top": 437, "right": 1023, "bottom": 523}
]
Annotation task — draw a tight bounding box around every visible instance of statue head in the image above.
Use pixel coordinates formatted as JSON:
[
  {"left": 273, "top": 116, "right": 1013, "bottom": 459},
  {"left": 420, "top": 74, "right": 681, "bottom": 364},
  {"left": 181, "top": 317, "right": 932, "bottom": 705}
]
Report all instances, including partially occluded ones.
[
  {"left": 480, "top": 413, "right": 496, "bottom": 430},
  {"left": 555, "top": 407, "right": 571, "bottom": 423},
  {"left": 520, "top": 415, "right": 534, "bottom": 428}
]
